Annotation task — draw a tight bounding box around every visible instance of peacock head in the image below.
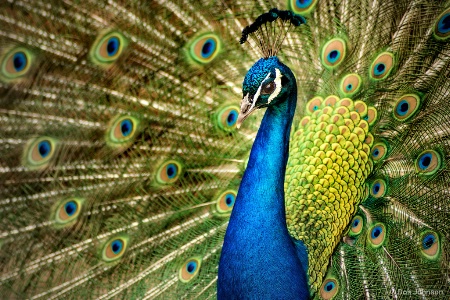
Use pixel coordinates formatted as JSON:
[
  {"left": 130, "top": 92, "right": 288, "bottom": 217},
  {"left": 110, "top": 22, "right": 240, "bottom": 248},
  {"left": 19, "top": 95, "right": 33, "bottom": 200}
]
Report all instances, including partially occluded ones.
[{"left": 237, "top": 56, "right": 296, "bottom": 127}]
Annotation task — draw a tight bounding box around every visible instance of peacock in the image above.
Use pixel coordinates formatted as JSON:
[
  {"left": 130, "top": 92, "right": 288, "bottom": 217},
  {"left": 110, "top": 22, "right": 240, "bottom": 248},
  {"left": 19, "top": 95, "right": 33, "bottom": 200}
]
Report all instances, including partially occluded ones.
[{"left": 0, "top": 0, "right": 449, "bottom": 299}]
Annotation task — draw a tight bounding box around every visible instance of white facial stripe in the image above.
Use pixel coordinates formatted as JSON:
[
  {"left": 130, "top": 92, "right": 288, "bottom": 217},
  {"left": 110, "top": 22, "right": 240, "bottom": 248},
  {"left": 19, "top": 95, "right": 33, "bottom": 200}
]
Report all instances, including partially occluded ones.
[
  {"left": 253, "top": 72, "right": 272, "bottom": 105},
  {"left": 267, "top": 68, "right": 282, "bottom": 104}
]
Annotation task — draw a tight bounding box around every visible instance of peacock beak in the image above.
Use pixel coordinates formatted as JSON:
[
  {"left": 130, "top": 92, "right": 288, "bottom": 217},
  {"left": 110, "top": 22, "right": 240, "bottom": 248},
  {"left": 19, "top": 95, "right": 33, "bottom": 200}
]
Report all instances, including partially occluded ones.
[{"left": 237, "top": 93, "right": 257, "bottom": 129}]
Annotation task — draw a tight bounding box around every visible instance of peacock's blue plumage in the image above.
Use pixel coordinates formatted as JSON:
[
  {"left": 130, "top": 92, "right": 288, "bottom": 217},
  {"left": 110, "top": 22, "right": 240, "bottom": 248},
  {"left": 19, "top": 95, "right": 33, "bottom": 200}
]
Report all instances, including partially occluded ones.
[{"left": 218, "top": 57, "right": 309, "bottom": 299}]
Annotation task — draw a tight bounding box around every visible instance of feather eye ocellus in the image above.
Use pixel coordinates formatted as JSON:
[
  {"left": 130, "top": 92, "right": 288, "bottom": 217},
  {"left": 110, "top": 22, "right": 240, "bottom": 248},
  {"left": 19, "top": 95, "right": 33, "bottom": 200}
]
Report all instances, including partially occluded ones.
[
  {"left": 23, "top": 137, "right": 57, "bottom": 169},
  {"left": 187, "top": 33, "right": 221, "bottom": 65},
  {"left": 106, "top": 115, "right": 139, "bottom": 147},
  {"left": 349, "top": 215, "right": 364, "bottom": 236},
  {"left": 434, "top": 9, "right": 450, "bottom": 40},
  {"left": 365, "top": 107, "right": 377, "bottom": 126},
  {"left": 216, "top": 105, "right": 239, "bottom": 132},
  {"left": 179, "top": 257, "right": 202, "bottom": 283},
  {"left": 324, "top": 95, "right": 339, "bottom": 107},
  {"left": 369, "top": 52, "right": 395, "bottom": 80},
  {"left": 54, "top": 198, "right": 84, "bottom": 226},
  {"left": 101, "top": 236, "right": 129, "bottom": 262},
  {"left": 370, "top": 142, "right": 387, "bottom": 162},
  {"left": 370, "top": 179, "right": 387, "bottom": 198},
  {"left": 321, "top": 38, "right": 347, "bottom": 69},
  {"left": 320, "top": 278, "right": 338, "bottom": 299},
  {"left": 306, "top": 96, "right": 323, "bottom": 114},
  {"left": 339, "top": 74, "right": 362, "bottom": 97},
  {"left": 215, "top": 190, "right": 237, "bottom": 216},
  {"left": 368, "top": 223, "right": 386, "bottom": 248},
  {"left": 1, "top": 47, "right": 34, "bottom": 81},
  {"left": 415, "top": 150, "right": 441, "bottom": 175},
  {"left": 156, "top": 160, "right": 183, "bottom": 184},
  {"left": 420, "top": 231, "right": 440, "bottom": 260},
  {"left": 90, "top": 31, "right": 128, "bottom": 66},
  {"left": 393, "top": 94, "right": 421, "bottom": 121}
]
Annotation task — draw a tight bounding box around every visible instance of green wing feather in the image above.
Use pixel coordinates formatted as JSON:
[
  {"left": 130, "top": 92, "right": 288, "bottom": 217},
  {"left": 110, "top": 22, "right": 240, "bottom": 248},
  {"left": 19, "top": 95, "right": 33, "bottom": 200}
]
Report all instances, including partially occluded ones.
[{"left": 0, "top": 0, "right": 449, "bottom": 299}]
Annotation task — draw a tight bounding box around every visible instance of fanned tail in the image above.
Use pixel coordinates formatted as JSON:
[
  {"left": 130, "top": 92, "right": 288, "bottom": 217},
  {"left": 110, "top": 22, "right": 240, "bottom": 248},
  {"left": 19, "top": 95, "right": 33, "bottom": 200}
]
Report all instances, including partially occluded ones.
[
  {"left": 283, "top": 0, "right": 450, "bottom": 298},
  {"left": 0, "top": 1, "right": 268, "bottom": 298}
]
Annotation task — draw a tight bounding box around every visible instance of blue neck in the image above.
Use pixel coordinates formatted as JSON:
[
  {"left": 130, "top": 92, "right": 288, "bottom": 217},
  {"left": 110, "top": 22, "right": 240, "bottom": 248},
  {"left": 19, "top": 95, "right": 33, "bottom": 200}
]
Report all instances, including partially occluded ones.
[{"left": 218, "top": 89, "right": 309, "bottom": 299}]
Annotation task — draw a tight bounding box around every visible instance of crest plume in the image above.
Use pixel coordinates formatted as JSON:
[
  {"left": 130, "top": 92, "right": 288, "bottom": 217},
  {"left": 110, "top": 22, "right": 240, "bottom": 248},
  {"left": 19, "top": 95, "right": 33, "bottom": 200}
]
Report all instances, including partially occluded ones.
[{"left": 240, "top": 8, "right": 306, "bottom": 58}]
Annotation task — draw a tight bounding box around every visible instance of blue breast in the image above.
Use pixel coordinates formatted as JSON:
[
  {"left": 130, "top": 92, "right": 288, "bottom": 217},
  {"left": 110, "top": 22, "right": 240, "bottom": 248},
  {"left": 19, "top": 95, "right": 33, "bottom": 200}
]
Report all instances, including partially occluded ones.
[{"left": 218, "top": 75, "right": 309, "bottom": 298}]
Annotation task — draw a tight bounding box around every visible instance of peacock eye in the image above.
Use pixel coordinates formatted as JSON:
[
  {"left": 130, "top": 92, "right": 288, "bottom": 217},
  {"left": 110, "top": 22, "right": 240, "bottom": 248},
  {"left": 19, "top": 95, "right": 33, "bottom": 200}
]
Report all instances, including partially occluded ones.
[
  {"left": 215, "top": 190, "right": 237, "bottom": 216},
  {"left": 101, "top": 235, "right": 129, "bottom": 262},
  {"left": 90, "top": 31, "right": 128, "bottom": 67},
  {"left": 55, "top": 198, "right": 84, "bottom": 225},
  {"left": 261, "top": 81, "right": 276, "bottom": 95},
  {"left": 179, "top": 257, "right": 202, "bottom": 283}
]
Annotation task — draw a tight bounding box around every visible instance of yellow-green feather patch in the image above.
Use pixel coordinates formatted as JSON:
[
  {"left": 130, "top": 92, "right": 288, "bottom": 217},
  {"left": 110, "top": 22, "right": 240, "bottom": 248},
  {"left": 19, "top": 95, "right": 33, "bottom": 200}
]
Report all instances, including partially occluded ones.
[{"left": 285, "top": 96, "right": 373, "bottom": 292}]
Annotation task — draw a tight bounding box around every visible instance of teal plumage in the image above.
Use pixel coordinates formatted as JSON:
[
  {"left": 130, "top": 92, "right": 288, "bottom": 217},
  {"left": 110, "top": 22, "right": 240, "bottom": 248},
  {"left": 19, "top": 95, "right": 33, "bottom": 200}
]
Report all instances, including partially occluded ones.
[{"left": 0, "top": 0, "right": 449, "bottom": 299}]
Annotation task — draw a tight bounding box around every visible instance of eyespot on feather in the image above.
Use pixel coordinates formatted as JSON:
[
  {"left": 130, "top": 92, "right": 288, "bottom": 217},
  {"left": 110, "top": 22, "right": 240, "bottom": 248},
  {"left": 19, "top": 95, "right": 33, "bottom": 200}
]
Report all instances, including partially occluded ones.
[
  {"left": 368, "top": 223, "right": 386, "bottom": 248},
  {"left": 54, "top": 198, "right": 84, "bottom": 226},
  {"left": 393, "top": 94, "right": 420, "bottom": 121},
  {"left": 23, "top": 137, "right": 57, "bottom": 169},
  {"left": 339, "top": 73, "right": 362, "bottom": 97},
  {"left": 101, "top": 235, "right": 129, "bottom": 262},
  {"left": 320, "top": 278, "right": 338, "bottom": 299},
  {"left": 215, "top": 190, "right": 237, "bottom": 216},
  {"left": 1, "top": 47, "right": 34, "bottom": 82},
  {"left": 106, "top": 115, "right": 139, "bottom": 147},
  {"left": 306, "top": 96, "right": 323, "bottom": 114},
  {"left": 216, "top": 105, "right": 239, "bottom": 132},
  {"left": 321, "top": 38, "right": 346, "bottom": 69},
  {"left": 420, "top": 231, "right": 440, "bottom": 260},
  {"left": 156, "top": 159, "right": 183, "bottom": 184},
  {"left": 349, "top": 215, "right": 363, "bottom": 236},
  {"left": 288, "top": 0, "right": 318, "bottom": 15},
  {"left": 179, "top": 257, "right": 202, "bottom": 283},
  {"left": 415, "top": 150, "right": 441, "bottom": 176},
  {"left": 188, "top": 33, "right": 221, "bottom": 65},
  {"left": 370, "top": 142, "right": 387, "bottom": 162},
  {"left": 369, "top": 52, "right": 395, "bottom": 80},
  {"left": 90, "top": 31, "right": 128, "bottom": 66},
  {"left": 433, "top": 9, "right": 450, "bottom": 40},
  {"left": 370, "top": 179, "right": 387, "bottom": 198}
]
